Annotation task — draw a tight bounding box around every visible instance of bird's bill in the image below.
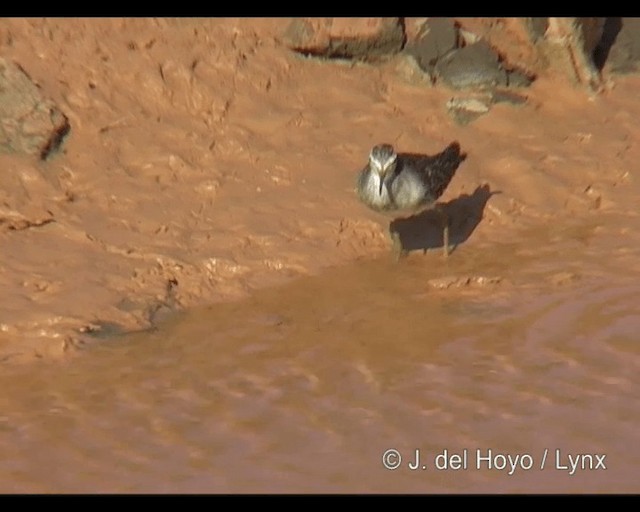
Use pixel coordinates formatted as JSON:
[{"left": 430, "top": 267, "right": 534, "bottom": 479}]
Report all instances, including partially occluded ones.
[
  {"left": 379, "top": 169, "right": 395, "bottom": 196},
  {"left": 378, "top": 166, "right": 393, "bottom": 195}
]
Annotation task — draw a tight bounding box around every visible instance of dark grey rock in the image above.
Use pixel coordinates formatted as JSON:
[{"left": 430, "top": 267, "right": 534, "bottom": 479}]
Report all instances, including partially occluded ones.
[
  {"left": 435, "top": 41, "right": 509, "bottom": 90},
  {"left": 405, "top": 18, "right": 459, "bottom": 79},
  {"left": 0, "top": 58, "right": 70, "bottom": 159},
  {"left": 506, "top": 69, "right": 534, "bottom": 88},
  {"left": 283, "top": 18, "right": 406, "bottom": 62}
]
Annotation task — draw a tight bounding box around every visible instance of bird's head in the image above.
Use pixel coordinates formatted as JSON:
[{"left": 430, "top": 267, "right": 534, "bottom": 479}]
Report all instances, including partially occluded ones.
[{"left": 369, "top": 144, "right": 398, "bottom": 195}]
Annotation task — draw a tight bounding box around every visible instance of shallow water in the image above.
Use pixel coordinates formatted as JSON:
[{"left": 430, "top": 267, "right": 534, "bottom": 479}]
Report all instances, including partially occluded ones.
[{"left": 1, "top": 229, "right": 638, "bottom": 493}]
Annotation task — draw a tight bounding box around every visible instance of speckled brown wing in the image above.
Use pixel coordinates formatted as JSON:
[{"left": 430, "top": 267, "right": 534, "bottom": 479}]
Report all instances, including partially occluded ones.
[{"left": 401, "top": 141, "right": 465, "bottom": 202}]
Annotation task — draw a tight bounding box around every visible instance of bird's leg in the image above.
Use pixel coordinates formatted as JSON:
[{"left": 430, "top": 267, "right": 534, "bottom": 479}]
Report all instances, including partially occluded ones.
[
  {"left": 389, "top": 224, "right": 407, "bottom": 262},
  {"left": 435, "top": 205, "right": 450, "bottom": 258}
]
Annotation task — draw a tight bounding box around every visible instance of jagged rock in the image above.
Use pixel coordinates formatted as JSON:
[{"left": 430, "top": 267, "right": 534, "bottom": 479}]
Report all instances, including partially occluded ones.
[
  {"left": 283, "top": 18, "right": 405, "bottom": 61},
  {"left": 535, "top": 18, "right": 606, "bottom": 90},
  {"left": 405, "top": 18, "right": 459, "bottom": 80},
  {"left": 0, "top": 58, "right": 70, "bottom": 159},
  {"left": 407, "top": 23, "right": 533, "bottom": 91},
  {"left": 605, "top": 18, "right": 640, "bottom": 74},
  {"left": 527, "top": 18, "right": 640, "bottom": 84},
  {"left": 446, "top": 89, "right": 528, "bottom": 126},
  {"left": 446, "top": 96, "right": 491, "bottom": 125},
  {"left": 435, "top": 41, "right": 509, "bottom": 90}
]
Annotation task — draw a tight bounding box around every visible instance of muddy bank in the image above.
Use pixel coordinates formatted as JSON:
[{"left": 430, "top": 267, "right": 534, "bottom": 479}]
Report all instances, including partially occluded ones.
[{"left": 0, "top": 18, "right": 639, "bottom": 362}]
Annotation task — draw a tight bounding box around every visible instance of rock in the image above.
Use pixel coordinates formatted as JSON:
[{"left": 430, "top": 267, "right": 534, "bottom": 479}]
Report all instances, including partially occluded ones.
[
  {"left": 524, "top": 18, "right": 550, "bottom": 43},
  {"left": 407, "top": 22, "right": 533, "bottom": 91},
  {"left": 537, "top": 18, "right": 606, "bottom": 90},
  {"left": 446, "top": 96, "right": 491, "bottom": 125},
  {"left": 507, "top": 69, "right": 534, "bottom": 87},
  {"left": 520, "top": 17, "right": 640, "bottom": 86},
  {"left": 405, "top": 18, "right": 459, "bottom": 79},
  {"left": 446, "top": 89, "right": 528, "bottom": 126},
  {"left": 605, "top": 18, "right": 640, "bottom": 74},
  {"left": 283, "top": 17, "right": 405, "bottom": 61},
  {"left": 0, "top": 58, "right": 70, "bottom": 159},
  {"left": 490, "top": 89, "right": 528, "bottom": 106},
  {"left": 435, "top": 41, "right": 509, "bottom": 90}
]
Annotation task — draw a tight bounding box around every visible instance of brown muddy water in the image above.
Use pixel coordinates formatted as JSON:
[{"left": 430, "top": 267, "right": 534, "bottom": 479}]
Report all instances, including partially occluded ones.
[{"left": 1, "top": 217, "right": 638, "bottom": 493}]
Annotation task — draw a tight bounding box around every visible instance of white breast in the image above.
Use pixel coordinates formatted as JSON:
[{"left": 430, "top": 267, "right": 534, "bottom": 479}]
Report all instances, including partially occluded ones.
[{"left": 361, "top": 172, "right": 392, "bottom": 209}]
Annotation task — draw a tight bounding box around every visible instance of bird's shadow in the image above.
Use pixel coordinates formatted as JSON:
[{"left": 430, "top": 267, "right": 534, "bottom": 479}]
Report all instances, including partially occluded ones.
[{"left": 390, "top": 183, "right": 498, "bottom": 255}]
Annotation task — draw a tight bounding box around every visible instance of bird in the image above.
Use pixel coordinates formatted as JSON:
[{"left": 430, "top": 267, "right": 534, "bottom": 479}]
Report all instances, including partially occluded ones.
[{"left": 356, "top": 141, "right": 464, "bottom": 260}]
